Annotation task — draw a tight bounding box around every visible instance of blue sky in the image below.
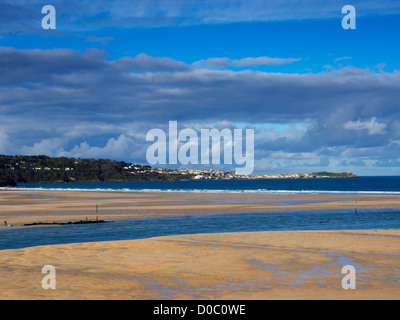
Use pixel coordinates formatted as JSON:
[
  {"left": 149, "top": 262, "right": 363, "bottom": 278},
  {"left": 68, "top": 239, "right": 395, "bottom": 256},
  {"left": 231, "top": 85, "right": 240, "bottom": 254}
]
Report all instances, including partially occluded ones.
[{"left": 1, "top": 0, "right": 400, "bottom": 175}]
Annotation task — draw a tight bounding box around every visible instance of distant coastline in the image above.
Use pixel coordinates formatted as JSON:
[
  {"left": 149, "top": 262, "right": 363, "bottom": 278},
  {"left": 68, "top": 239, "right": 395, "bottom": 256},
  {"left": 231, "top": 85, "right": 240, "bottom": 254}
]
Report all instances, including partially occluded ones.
[{"left": 0, "top": 154, "right": 358, "bottom": 187}]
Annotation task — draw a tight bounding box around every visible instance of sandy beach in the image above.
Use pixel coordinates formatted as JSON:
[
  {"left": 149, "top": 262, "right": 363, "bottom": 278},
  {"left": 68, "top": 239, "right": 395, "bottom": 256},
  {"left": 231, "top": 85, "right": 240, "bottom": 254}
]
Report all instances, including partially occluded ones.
[{"left": 0, "top": 190, "right": 400, "bottom": 299}]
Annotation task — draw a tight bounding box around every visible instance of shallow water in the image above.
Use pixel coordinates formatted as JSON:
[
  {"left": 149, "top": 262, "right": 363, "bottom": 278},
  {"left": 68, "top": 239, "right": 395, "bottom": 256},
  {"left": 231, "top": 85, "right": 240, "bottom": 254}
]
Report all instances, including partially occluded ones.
[{"left": 0, "top": 208, "right": 399, "bottom": 250}]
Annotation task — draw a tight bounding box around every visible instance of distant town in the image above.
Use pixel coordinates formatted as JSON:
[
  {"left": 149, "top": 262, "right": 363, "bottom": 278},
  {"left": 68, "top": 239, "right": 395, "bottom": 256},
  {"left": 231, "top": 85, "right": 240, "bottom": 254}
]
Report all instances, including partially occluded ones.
[
  {"left": 149, "top": 167, "right": 359, "bottom": 180},
  {"left": 0, "top": 155, "right": 358, "bottom": 187}
]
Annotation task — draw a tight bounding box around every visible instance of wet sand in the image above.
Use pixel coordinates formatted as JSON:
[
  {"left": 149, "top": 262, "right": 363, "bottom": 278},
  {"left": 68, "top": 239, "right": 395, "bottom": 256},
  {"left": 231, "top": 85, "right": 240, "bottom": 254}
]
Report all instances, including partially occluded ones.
[
  {"left": 1, "top": 229, "right": 399, "bottom": 299},
  {"left": 0, "top": 190, "right": 399, "bottom": 299}
]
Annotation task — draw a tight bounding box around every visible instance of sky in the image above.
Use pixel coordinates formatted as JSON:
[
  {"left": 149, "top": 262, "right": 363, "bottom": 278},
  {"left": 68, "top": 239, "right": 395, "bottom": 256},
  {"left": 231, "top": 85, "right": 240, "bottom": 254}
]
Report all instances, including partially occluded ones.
[{"left": 1, "top": 0, "right": 400, "bottom": 175}]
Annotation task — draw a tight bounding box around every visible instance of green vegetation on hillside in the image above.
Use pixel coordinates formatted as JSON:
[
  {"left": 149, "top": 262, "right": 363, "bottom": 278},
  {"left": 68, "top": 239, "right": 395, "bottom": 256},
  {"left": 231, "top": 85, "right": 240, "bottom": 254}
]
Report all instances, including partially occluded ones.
[
  {"left": 0, "top": 155, "right": 192, "bottom": 185},
  {"left": 0, "top": 173, "right": 17, "bottom": 187}
]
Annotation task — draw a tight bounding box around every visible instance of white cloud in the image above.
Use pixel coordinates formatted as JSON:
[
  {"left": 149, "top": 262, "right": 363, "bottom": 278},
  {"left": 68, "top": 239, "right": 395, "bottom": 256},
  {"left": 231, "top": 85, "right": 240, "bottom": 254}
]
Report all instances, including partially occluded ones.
[
  {"left": 61, "top": 135, "right": 141, "bottom": 159},
  {"left": 344, "top": 117, "right": 387, "bottom": 135},
  {"left": 334, "top": 56, "right": 352, "bottom": 63},
  {"left": 20, "top": 138, "right": 64, "bottom": 156},
  {"left": 17, "top": 134, "right": 146, "bottom": 162}
]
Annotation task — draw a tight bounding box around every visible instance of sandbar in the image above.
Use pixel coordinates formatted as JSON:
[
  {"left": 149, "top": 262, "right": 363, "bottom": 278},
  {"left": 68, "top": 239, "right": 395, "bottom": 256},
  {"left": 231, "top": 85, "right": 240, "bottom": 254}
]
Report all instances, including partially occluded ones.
[{"left": 1, "top": 189, "right": 400, "bottom": 228}]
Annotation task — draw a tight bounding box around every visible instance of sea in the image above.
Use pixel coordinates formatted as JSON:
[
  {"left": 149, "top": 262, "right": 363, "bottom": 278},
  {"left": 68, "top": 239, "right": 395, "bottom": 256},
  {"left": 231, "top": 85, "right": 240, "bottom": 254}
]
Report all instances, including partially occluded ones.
[
  {"left": 11, "top": 176, "right": 400, "bottom": 194},
  {"left": 1, "top": 176, "right": 400, "bottom": 250}
]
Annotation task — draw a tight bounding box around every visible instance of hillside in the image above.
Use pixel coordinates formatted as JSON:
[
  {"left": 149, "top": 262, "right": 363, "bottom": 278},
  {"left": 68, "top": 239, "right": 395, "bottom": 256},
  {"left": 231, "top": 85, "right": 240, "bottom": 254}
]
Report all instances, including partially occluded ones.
[{"left": 0, "top": 155, "right": 192, "bottom": 185}]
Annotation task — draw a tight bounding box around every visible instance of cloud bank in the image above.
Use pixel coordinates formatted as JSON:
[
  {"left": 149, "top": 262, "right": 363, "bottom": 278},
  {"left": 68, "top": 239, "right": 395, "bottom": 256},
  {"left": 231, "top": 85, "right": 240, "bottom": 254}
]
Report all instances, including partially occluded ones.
[{"left": 1, "top": 46, "right": 400, "bottom": 173}]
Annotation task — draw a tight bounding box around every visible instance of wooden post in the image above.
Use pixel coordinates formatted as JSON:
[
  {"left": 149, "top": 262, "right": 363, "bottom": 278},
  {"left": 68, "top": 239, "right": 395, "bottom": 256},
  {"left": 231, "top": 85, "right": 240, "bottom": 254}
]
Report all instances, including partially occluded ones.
[{"left": 96, "top": 202, "right": 99, "bottom": 221}]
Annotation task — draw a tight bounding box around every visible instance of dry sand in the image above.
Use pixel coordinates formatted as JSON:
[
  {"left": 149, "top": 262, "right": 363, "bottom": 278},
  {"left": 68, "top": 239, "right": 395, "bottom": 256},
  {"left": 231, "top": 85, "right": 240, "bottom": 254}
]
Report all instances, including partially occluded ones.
[{"left": 0, "top": 190, "right": 400, "bottom": 299}]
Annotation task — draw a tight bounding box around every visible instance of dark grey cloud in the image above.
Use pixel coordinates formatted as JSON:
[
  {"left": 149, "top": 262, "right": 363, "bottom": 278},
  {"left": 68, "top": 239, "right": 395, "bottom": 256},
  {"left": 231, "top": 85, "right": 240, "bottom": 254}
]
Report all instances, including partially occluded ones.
[{"left": 0, "top": 47, "right": 109, "bottom": 84}]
